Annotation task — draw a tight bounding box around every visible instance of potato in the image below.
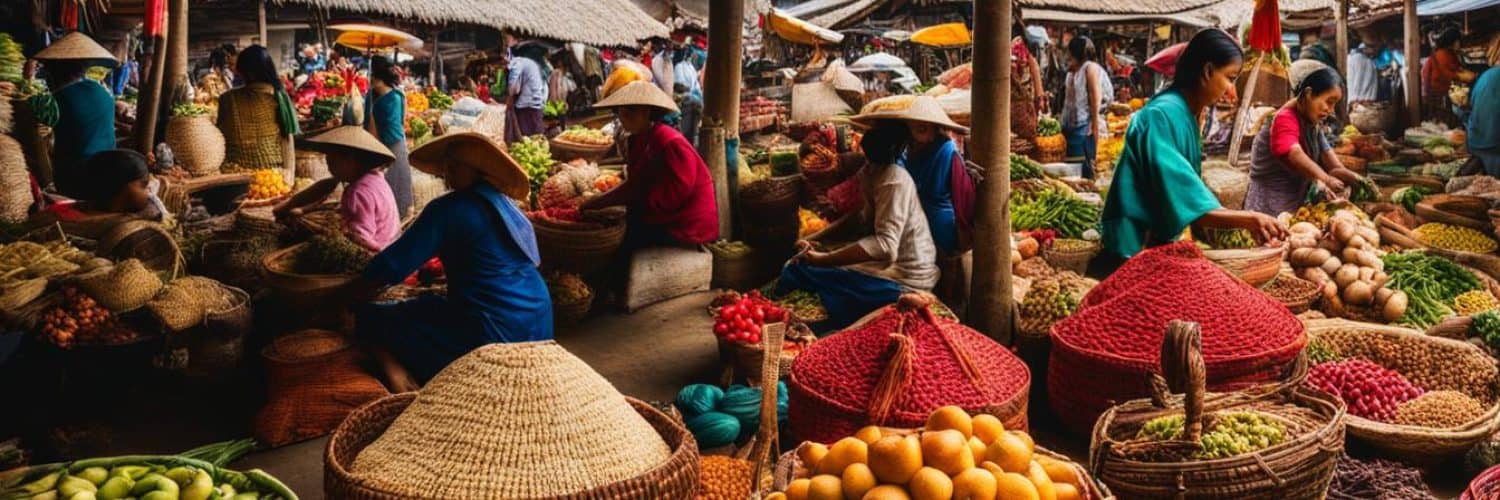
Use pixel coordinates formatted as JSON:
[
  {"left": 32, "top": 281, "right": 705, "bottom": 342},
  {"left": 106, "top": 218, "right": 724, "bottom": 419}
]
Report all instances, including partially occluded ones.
[
  {"left": 1342, "top": 247, "right": 1364, "bottom": 265},
  {"left": 1384, "top": 290, "right": 1409, "bottom": 322},
  {"left": 1347, "top": 234, "right": 1369, "bottom": 250},
  {"left": 1374, "top": 287, "right": 1395, "bottom": 307},
  {"left": 1290, "top": 222, "right": 1322, "bottom": 235},
  {"left": 1358, "top": 266, "right": 1376, "bottom": 282},
  {"left": 1344, "top": 280, "right": 1375, "bottom": 306},
  {"left": 1334, "top": 264, "right": 1360, "bottom": 289},
  {"left": 1290, "top": 248, "right": 1320, "bottom": 267},
  {"left": 1299, "top": 266, "right": 1331, "bottom": 284},
  {"left": 1333, "top": 219, "right": 1358, "bottom": 244},
  {"left": 1320, "top": 256, "right": 1343, "bottom": 275}
]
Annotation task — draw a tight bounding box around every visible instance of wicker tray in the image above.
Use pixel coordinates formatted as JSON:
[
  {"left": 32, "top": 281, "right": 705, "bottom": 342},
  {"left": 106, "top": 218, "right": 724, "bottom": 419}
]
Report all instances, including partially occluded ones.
[
  {"left": 1202, "top": 244, "right": 1285, "bottom": 288},
  {"left": 549, "top": 137, "right": 613, "bottom": 163},
  {"left": 260, "top": 243, "right": 358, "bottom": 301},
  {"left": 1043, "top": 240, "right": 1100, "bottom": 275},
  {"left": 532, "top": 218, "right": 627, "bottom": 275},
  {"left": 1305, "top": 319, "right": 1500, "bottom": 466}
]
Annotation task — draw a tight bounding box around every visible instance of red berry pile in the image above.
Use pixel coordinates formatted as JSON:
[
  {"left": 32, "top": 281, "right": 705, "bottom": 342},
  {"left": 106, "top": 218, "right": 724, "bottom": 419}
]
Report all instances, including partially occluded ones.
[
  {"left": 712, "top": 290, "right": 788, "bottom": 345},
  {"left": 1308, "top": 359, "right": 1424, "bottom": 422},
  {"left": 41, "top": 287, "right": 131, "bottom": 349}
]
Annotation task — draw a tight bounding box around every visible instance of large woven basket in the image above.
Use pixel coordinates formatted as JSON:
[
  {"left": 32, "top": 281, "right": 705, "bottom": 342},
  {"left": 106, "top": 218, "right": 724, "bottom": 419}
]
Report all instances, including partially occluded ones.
[
  {"left": 553, "top": 292, "right": 593, "bottom": 328},
  {"left": 1203, "top": 244, "right": 1286, "bottom": 288},
  {"left": 1260, "top": 272, "right": 1320, "bottom": 313},
  {"left": 716, "top": 322, "right": 815, "bottom": 384},
  {"left": 1091, "top": 321, "right": 1345, "bottom": 500},
  {"left": 549, "top": 137, "right": 613, "bottom": 163},
  {"left": 1305, "top": 319, "right": 1500, "bottom": 466},
  {"left": 1043, "top": 239, "right": 1101, "bottom": 275},
  {"left": 75, "top": 259, "right": 164, "bottom": 313},
  {"left": 0, "top": 135, "right": 32, "bottom": 223},
  {"left": 532, "top": 219, "right": 626, "bottom": 275},
  {"left": 740, "top": 174, "right": 802, "bottom": 214},
  {"left": 325, "top": 394, "right": 700, "bottom": 499},
  {"left": 260, "top": 243, "right": 359, "bottom": 301},
  {"left": 295, "top": 150, "right": 330, "bottom": 179},
  {"left": 166, "top": 115, "right": 226, "bottom": 177},
  {"left": 98, "top": 219, "right": 183, "bottom": 277}
]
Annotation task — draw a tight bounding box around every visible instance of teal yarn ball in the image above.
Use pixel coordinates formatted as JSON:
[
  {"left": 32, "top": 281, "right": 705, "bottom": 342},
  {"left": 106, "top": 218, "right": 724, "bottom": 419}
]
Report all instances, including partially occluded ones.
[
  {"left": 777, "top": 381, "right": 789, "bottom": 422},
  {"left": 685, "top": 411, "right": 741, "bottom": 448},
  {"left": 675, "top": 383, "right": 724, "bottom": 416}
]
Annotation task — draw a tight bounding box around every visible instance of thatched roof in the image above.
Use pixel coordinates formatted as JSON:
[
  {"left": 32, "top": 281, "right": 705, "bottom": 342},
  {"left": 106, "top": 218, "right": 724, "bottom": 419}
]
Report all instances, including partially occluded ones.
[
  {"left": 1185, "top": 0, "right": 1336, "bottom": 29},
  {"left": 630, "top": 0, "right": 769, "bottom": 31},
  {"left": 272, "top": 0, "right": 669, "bottom": 46}
]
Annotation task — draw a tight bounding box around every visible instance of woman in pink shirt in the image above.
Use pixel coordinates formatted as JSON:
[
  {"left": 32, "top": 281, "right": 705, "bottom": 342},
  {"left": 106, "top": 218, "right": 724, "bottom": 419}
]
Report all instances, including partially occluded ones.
[
  {"left": 1245, "top": 65, "right": 1362, "bottom": 216},
  {"left": 274, "top": 126, "right": 402, "bottom": 250}
]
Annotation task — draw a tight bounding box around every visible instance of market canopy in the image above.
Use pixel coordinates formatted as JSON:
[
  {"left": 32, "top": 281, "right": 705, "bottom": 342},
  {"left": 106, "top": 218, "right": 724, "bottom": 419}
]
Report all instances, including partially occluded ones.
[
  {"left": 272, "top": 0, "right": 669, "bottom": 46},
  {"left": 910, "top": 23, "right": 971, "bottom": 47},
  {"left": 1417, "top": 0, "right": 1500, "bottom": 16},
  {"left": 330, "top": 23, "right": 422, "bottom": 51},
  {"left": 767, "top": 8, "right": 846, "bottom": 45}
]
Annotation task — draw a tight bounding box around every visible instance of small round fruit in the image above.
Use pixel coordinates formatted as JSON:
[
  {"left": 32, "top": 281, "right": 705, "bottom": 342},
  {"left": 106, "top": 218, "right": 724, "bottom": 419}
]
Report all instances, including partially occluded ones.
[
  {"left": 909, "top": 467, "right": 954, "bottom": 500},
  {"left": 1027, "top": 461, "right": 1057, "bottom": 500},
  {"left": 953, "top": 467, "right": 999, "bottom": 500},
  {"left": 819, "top": 438, "right": 869, "bottom": 476},
  {"left": 799, "top": 442, "right": 831, "bottom": 471},
  {"left": 809, "top": 474, "right": 844, "bottom": 500},
  {"left": 967, "top": 436, "right": 988, "bottom": 465},
  {"left": 985, "top": 432, "right": 1035, "bottom": 473},
  {"left": 868, "top": 434, "right": 923, "bottom": 484},
  {"left": 1053, "top": 483, "right": 1083, "bottom": 500},
  {"left": 855, "top": 426, "right": 883, "bottom": 444},
  {"left": 1037, "top": 458, "right": 1078, "bottom": 486},
  {"left": 787, "top": 478, "right": 812, "bottom": 500},
  {"left": 927, "top": 405, "right": 974, "bottom": 438},
  {"left": 767, "top": 494, "right": 789, "bottom": 500},
  {"left": 841, "top": 463, "right": 877, "bottom": 500},
  {"left": 971, "top": 414, "right": 1005, "bottom": 444},
  {"left": 994, "top": 472, "right": 1041, "bottom": 500},
  {"left": 862, "top": 485, "right": 912, "bottom": 500}
]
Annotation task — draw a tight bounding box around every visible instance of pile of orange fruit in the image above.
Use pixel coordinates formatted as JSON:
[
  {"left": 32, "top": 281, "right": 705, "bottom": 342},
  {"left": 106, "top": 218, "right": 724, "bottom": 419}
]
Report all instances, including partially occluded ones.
[
  {"left": 770, "top": 406, "right": 1090, "bottom": 500},
  {"left": 248, "top": 169, "right": 290, "bottom": 200}
]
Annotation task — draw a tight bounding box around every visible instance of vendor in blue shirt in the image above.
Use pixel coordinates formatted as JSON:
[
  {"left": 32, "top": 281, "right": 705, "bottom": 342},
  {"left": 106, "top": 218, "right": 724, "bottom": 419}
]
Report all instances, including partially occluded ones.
[
  {"left": 34, "top": 33, "right": 118, "bottom": 199},
  {"left": 504, "top": 41, "right": 550, "bottom": 143},
  {"left": 336, "top": 132, "right": 553, "bottom": 390}
]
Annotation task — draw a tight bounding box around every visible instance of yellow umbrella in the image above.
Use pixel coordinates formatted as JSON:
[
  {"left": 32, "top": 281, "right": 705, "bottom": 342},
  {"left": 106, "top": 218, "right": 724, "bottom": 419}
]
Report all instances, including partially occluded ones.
[
  {"left": 330, "top": 23, "right": 423, "bottom": 52},
  {"left": 910, "top": 23, "right": 971, "bottom": 47},
  {"left": 767, "top": 8, "right": 844, "bottom": 46}
]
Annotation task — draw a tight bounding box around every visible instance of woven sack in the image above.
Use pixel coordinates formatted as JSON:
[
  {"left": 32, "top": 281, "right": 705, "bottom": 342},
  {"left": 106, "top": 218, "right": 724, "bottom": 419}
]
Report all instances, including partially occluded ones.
[
  {"left": 1091, "top": 321, "right": 1344, "bottom": 500},
  {"left": 254, "top": 330, "right": 389, "bottom": 447},
  {"left": 76, "top": 259, "right": 164, "bottom": 313},
  {"left": 1350, "top": 102, "right": 1395, "bottom": 135},
  {"left": 325, "top": 341, "right": 698, "bottom": 499},
  {"left": 1049, "top": 241, "right": 1306, "bottom": 435},
  {"left": 1305, "top": 319, "right": 1500, "bottom": 465},
  {"left": 532, "top": 218, "right": 627, "bottom": 275},
  {"left": 1463, "top": 465, "right": 1500, "bottom": 500},
  {"left": 295, "top": 150, "right": 330, "bottom": 179},
  {"left": 166, "top": 115, "right": 226, "bottom": 177},
  {"left": 98, "top": 220, "right": 182, "bottom": 277},
  {"left": 1202, "top": 244, "right": 1285, "bottom": 288},
  {"left": 788, "top": 294, "right": 1031, "bottom": 444},
  {"left": 1201, "top": 161, "right": 1249, "bottom": 210},
  {"left": 0, "top": 135, "right": 32, "bottom": 223}
]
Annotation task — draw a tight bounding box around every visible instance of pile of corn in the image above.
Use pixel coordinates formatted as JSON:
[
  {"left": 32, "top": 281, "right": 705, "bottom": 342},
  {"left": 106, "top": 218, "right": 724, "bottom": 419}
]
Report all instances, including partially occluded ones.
[{"left": 1413, "top": 223, "right": 1498, "bottom": 254}]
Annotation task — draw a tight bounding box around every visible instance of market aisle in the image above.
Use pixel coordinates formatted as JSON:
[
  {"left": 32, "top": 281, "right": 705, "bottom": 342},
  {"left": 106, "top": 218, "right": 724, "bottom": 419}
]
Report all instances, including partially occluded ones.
[{"left": 230, "top": 291, "right": 722, "bottom": 497}]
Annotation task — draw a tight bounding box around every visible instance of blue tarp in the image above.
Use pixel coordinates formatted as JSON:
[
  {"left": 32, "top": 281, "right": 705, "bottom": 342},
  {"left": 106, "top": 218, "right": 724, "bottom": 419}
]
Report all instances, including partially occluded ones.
[{"left": 1419, "top": 0, "right": 1500, "bottom": 16}]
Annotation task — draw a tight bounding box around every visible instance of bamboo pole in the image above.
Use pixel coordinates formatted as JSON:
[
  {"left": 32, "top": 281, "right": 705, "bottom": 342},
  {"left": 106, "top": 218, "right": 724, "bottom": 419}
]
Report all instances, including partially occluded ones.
[
  {"left": 1403, "top": 0, "right": 1420, "bottom": 125},
  {"left": 133, "top": 33, "right": 168, "bottom": 154},
  {"left": 158, "top": 0, "right": 189, "bottom": 142},
  {"left": 967, "top": 0, "right": 1013, "bottom": 342},
  {"left": 258, "top": 0, "right": 267, "bottom": 45},
  {"left": 1336, "top": 0, "right": 1349, "bottom": 122},
  {"left": 699, "top": 0, "right": 744, "bottom": 239}
]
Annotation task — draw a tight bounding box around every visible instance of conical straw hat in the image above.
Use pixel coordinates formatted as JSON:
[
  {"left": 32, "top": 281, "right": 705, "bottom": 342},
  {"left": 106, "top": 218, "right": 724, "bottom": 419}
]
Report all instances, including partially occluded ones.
[
  {"left": 1289, "top": 59, "right": 1331, "bottom": 91},
  {"left": 348, "top": 341, "right": 673, "bottom": 498},
  {"left": 791, "top": 81, "right": 853, "bottom": 124},
  {"left": 296, "top": 126, "right": 395, "bottom": 167},
  {"left": 409, "top": 132, "right": 530, "bottom": 200},
  {"left": 594, "top": 80, "right": 679, "bottom": 114},
  {"left": 34, "top": 32, "right": 117, "bottom": 66},
  {"left": 851, "top": 95, "right": 968, "bottom": 133}
]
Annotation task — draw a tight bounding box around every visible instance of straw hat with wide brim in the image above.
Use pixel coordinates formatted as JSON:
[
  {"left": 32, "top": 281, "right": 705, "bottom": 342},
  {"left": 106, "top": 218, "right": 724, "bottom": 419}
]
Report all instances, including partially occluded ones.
[
  {"left": 296, "top": 126, "right": 395, "bottom": 168},
  {"left": 851, "top": 95, "right": 968, "bottom": 133},
  {"left": 343, "top": 341, "right": 676, "bottom": 498},
  {"left": 594, "top": 80, "right": 680, "bottom": 114},
  {"left": 34, "top": 32, "right": 117, "bottom": 67},
  {"left": 408, "top": 132, "right": 529, "bottom": 201}
]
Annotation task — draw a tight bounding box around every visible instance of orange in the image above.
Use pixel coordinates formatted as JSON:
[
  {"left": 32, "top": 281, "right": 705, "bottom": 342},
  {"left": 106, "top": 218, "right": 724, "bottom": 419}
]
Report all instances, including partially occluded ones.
[
  {"left": 1037, "top": 458, "right": 1078, "bottom": 486},
  {"left": 994, "top": 472, "right": 1041, "bottom": 500},
  {"left": 767, "top": 493, "right": 788, "bottom": 500},
  {"left": 868, "top": 434, "right": 923, "bottom": 484},
  {"left": 967, "top": 436, "right": 987, "bottom": 465},
  {"left": 1027, "top": 461, "right": 1057, "bottom": 500},
  {"left": 926, "top": 405, "right": 974, "bottom": 439},
  {"left": 841, "top": 463, "right": 878, "bottom": 500},
  {"left": 979, "top": 461, "right": 1006, "bottom": 478},
  {"left": 921, "top": 429, "right": 974, "bottom": 475},
  {"left": 971, "top": 414, "right": 1005, "bottom": 444},
  {"left": 799, "top": 443, "right": 830, "bottom": 472},
  {"left": 952, "top": 467, "right": 998, "bottom": 500},
  {"left": 1009, "top": 430, "right": 1036, "bottom": 453},
  {"left": 786, "top": 478, "right": 812, "bottom": 500},
  {"left": 809, "top": 474, "right": 845, "bottom": 500},
  {"left": 1053, "top": 483, "right": 1082, "bottom": 500},
  {"left": 862, "top": 485, "right": 913, "bottom": 500},
  {"left": 819, "top": 437, "right": 869, "bottom": 476},
  {"left": 909, "top": 467, "right": 954, "bottom": 500},
  {"left": 984, "top": 432, "right": 1034, "bottom": 473},
  {"left": 855, "top": 426, "right": 884, "bottom": 444}
]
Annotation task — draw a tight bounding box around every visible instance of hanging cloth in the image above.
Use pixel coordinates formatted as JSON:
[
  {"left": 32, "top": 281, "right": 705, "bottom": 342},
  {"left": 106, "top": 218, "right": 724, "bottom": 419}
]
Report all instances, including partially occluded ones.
[
  {"left": 1247, "top": 0, "right": 1282, "bottom": 53},
  {"left": 144, "top": 0, "right": 168, "bottom": 37}
]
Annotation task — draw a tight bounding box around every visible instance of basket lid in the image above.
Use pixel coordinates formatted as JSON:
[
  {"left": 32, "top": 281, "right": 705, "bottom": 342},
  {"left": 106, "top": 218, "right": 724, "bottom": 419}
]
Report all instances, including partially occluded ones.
[
  {"left": 1053, "top": 241, "right": 1305, "bottom": 367},
  {"left": 264, "top": 329, "right": 349, "bottom": 361},
  {"left": 789, "top": 295, "right": 1029, "bottom": 425},
  {"left": 347, "top": 341, "right": 672, "bottom": 498}
]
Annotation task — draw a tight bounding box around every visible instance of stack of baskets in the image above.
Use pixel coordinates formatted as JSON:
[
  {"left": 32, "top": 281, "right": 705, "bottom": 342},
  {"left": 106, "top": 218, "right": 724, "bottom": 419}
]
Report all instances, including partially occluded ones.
[
  {"left": 255, "top": 330, "right": 389, "bottom": 447},
  {"left": 1049, "top": 241, "right": 1306, "bottom": 435},
  {"left": 1305, "top": 319, "right": 1500, "bottom": 465},
  {"left": 149, "top": 277, "right": 251, "bottom": 378},
  {"left": 787, "top": 294, "right": 1031, "bottom": 444},
  {"left": 1091, "top": 321, "right": 1345, "bottom": 499},
  {"left": 325, "top": 341, "right": 699, "bottom": 499},
  {"left": 259, "top": 242, "right": 359, "bottom": 301}
]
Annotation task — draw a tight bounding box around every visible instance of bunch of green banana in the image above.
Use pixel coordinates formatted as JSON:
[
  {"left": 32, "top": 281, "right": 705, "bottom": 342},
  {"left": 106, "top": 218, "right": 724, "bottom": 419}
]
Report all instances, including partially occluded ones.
[
  {"left": 29, "top": 93, "right": 59, "bottom": 128},
  {"left": 0, "top": 34, "right": 23, "bottom": 84},
  {"left": 1009, "top": 153, "right": 1042, "bottom": 181},
  {"left": 1010, "top": 189, "right": 1100, "bottom": 238}
]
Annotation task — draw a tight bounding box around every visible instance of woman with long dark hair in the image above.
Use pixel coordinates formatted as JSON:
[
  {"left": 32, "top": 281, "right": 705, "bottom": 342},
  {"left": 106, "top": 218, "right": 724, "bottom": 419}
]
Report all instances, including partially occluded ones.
[
  {"left": 1062, "top": 35, "right": 1110, "bottom": 179},
  {"left": 1096, "top": 29, "right": 1287, "bottom": 275},
  {"left": 217, "top": 45, "right": 299, "bottom": 177},
  {"left": 1245, "top": 65, "right": 1361, "bottom": 216},
  {"left": 365, "top": 55, "right": 413, "bottom": 218}
]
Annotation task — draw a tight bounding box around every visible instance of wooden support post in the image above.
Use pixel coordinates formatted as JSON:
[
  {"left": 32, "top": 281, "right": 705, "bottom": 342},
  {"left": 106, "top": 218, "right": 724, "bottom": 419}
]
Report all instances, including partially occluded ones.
[
  {"left": 699, "top": 0, "right": 745, "bottom": 239},
  {"left": 159, "top": 0, "right": 189, "bottom": 142},
  {"left": 429, "top": 31, "right": 440, "bottom": 87},
  {"left": 1403, "top": 0, "right": 1420, "bottom": 125},
  {"left": 133, "top": 33, "right": 168, "bottom": 154},
  {"left": 1336, "top": 0, "right": 1349, "bottom": 122},
  {"left": 258, "top": 0, "right": 267, "bottom": 45},
  {"left": 967, "top": 0, "right": 1014, "bottom": 342}
]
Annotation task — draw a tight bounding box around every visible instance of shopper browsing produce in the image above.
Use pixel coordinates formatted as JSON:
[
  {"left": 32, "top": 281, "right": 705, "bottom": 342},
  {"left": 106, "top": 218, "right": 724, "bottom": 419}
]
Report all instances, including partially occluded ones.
[
  {"left": 273, "top": 126, "right": 400, "bottom": 251},
  {"left": 335, "top": 132, "right": 551, "bottom": 391},
  {"left": 774, "top": 125, "right": 938, "bottom": 329},
  {"left": 1245, "top": 64, "right": 1362, "bottom": 216},
  {"left": 33, "top": 32, "right": 118, "bottom": 199},
  {"left": 1466, "top": 34, "right": 1500, "bottom": 177},
  {"left": 1097, "top": 28, "right": 1287, "bottom": 275},
  {"left": 580, "top": 81, "right": 718, "bottom": 247},
  {"left": 364, "top": 55, "right": 413, "bottom": 218},
  {"left": 852, "top": 96, "right": 975, "bottom": 256}
]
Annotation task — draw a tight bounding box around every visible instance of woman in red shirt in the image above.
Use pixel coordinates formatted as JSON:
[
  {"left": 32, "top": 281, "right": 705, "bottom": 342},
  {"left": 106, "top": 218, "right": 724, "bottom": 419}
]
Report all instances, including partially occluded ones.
[
  {"left": 1245, "top": 65, "right": 1361, "bottom": 216},
  {"left": 1423, "top": 27, "right": 1476, "bottom": 126},
  {"left": 581, "top": 81, "right": 718, "bottom": 247}
]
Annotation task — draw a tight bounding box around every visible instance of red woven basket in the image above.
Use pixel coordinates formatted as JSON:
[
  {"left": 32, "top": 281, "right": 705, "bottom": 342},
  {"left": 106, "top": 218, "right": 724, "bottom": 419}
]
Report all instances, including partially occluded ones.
[
  {"left": 1047, "top": 241, "right": 1306, "bottom": 435},
  {"left": 1463, "top": 464, "right": 1500, "bottom": 500},
  {"left": 788, "top": 295, "right": 1031, "bottom": 444}
]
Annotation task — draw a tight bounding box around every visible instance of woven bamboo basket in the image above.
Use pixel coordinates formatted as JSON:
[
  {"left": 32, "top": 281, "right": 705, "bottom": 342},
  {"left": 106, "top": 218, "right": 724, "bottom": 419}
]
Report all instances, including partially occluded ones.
[
  {"left": 76, "top": 259, "right": 165, "bottom": 313},
  {"left": 715, "top": 322, "right": 815, "bottom": 384},
  {"left": 0, "top": 135, "right": 31, "bottom": 223},
  {"left": 1463, "top": 464, "right": 1500, "bottom": 500},
  {"left": 234, "top": 205, "right": 281, "bottom": 240},
  {"left": 1043, "top": 239, "right": 1101, "bottom": 275},
  {"left": 553, "top": 291, "right": 594, "bottom": 328},
  {"left": 161, "top": 281, "right": 251, "bottom": 378},
  {"left": 295, "top": 150, "right": 330, "bottom": 179},
  {"left": 741, "top": 174, "right": 802, "bottom": 213},
  {"left": 325, "top": 393, "right": 700, "bottom": 499},
  {"left": 166, "top": 115, "right": 226, "bottom": 177},
  {"left": 98, "top": 220, "right": 183, "bottom": 278},
  {"left": 1203, "top": 244, "right": 1285, "bottom": 288},
  {"left": 1260, "top": 273, "right": 1321, "bottom": 313},
  {"left": 710, "top": 247, "right": 764, "bottom": 291},
  {"left": 0, "top": 278, "right": 48, "bottom": 314},
  {"left": 549, "top": 137, "right": 613, "bottom": 163},
  {"left": 1090, "top": 321, "right": 1345, "bottom": 500},
  {"left": 532, "top": 219, "right": 627, "bottom": 275},
  {"left": 1304, "top": 319, "right": 1500, "bottom": 466},
  {"left": 260, "top": 243, "right": 359, "bottom": 301}
]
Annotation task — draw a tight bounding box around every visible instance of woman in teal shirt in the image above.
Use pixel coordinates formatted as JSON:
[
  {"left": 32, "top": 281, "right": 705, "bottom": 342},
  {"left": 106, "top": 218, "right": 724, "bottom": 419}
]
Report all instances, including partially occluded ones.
[
  {"left": 1466, "top": 35, "right": 1500, "bottom": 177},
  {"left": 34, "top": 33, "right": 118, "bottom": 199},
  {"left": 1097, "top": 29, "right": 1287, "bottom": 275},
  {"left": 365, "top": 56, "right": 412, "bottom": 218}
]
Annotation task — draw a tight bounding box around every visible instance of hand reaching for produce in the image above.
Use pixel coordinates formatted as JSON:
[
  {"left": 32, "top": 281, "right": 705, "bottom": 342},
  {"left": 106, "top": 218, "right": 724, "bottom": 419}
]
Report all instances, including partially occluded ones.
[
  {"left": 1247, "top": 212, "right": 1289, "bottom": 245},
  {"left": 1319, "top": 176, "right": 1347, "bottom": 198}
]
